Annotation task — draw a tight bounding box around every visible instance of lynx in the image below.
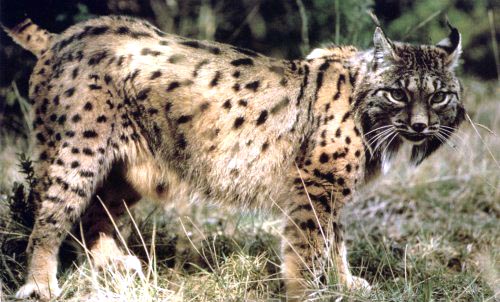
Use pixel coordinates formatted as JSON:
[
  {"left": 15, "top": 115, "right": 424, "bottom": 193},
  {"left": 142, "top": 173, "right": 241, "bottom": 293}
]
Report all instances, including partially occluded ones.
[{"left": 4, "top": 15, "right": 464, "bottom": 300}]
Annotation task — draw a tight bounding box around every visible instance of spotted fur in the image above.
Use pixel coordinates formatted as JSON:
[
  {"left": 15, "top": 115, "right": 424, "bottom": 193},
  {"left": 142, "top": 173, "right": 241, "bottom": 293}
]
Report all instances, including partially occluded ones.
[{"left": 5, "top": 16, "right": 464, "bottom": 300}]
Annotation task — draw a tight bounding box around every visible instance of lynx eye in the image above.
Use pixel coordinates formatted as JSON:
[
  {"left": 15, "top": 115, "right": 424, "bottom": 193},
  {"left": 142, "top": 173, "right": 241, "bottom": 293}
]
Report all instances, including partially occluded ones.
[
  {"left": 430, "top": 92, "right": 449, "bottom": 106},
  {"left": 385, "top": 89, "right": 406, "bottom": 104}
]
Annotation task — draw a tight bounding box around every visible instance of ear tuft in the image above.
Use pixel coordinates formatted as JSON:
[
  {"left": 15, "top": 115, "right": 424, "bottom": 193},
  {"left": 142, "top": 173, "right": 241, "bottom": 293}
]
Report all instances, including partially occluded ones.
[{"left": 436, "top": 21, "right": 462, "bottom": 69}]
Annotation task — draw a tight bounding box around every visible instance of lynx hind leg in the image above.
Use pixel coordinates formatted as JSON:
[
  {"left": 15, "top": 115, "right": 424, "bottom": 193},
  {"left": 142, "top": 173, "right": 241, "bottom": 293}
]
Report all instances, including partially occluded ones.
[
  {"left": 17, "top": 86, "right": 118, "bottom": 299},
  {"left": 281, "top": 195, "right": 370, "bottom": 300},
  {"left": 16, "top": 145, "right": 111, "bottom": 300},
  {"left": 79, "top": 162, "right": 143, "bottom": 275}
]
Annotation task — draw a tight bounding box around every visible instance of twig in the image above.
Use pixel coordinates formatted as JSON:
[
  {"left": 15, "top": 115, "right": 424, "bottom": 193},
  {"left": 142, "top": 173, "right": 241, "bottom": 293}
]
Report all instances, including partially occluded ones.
[
  {"left": 296, "top": 0, "right": 310, "bottom": 54},
  {"left": 488, "top": 10, "right": 500, "bottom": 84},
  {"left": 403, "top": 9, "right": 442, "bottom": 39},
  {"left": 466, "top": 113, "right": 500, "bottom": 169}
]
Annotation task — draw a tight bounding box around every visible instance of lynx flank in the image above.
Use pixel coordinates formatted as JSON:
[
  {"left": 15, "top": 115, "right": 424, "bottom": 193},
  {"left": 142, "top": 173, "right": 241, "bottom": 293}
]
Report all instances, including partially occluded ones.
[{"left": 4, "top": 16, "right": 465, "bottom": 300}]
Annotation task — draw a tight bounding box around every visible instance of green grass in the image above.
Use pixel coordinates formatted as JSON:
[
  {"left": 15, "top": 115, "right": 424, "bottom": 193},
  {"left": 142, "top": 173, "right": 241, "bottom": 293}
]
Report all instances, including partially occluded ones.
[{"left": 0, "top": 79, "right": 498, "bottom": 301}]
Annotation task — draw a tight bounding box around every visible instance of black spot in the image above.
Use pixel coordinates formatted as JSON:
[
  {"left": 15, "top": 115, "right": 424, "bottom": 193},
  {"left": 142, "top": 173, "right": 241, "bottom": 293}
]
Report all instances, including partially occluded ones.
[
  {"left": 223, "top": 100, "right": 232, "bottom": 109},
  {"left": 193, "top": 59, "right": 209, "bottom": 77},
  {"left": 319, "top": 153, "right": 329, "bottom": 163},
  {"left": 180, "top": 40, "right": 221, "bottom": 55},
  {"left": 72, "top": 114, "right": 81, "bottom": 123},
  {"left": 57, "top": 115, "right": 67, "bottom": 125},
  {"left": 270, "top": 97, "right": 290, "bottom": 114},
  {"left": 88, "top": 84, "right": 102, "bottom": 90},
  {"left": 245, "top": 80, "right": 260, "bottom": 91},
  {"left": 72, "top": 68, "right": 79, "bottom": 79},
  {"left": 230, "top": 58, "right": 254, "bottom": 66},
  {"left": 137, "top": 88, "right": 151, "bottom": 101},
  {"left": 117, "top": 26, "right": 130, "bottom": 34},
  {"left": 50, "top": 114, "right": 57, "bottom": 122},
  {"left": 53, "top": 95, "right": 60, "bottom": 105},
  {"left": 156, "top": 182, "right": 166, "bottom": 194},
  {"left": 337, "top": 177, "right": 345, "bottom": 186},
  {"left": 71, "top": 161, "right": 80, "bottom": 168},
  {"left": 150, "top": 70, "right": 162, "bottom": 80},
  {"left": 80, "top": 170, "right": 94, "bottom": 178},
  {"left": 82, "top": 148, "right": 94, "bottom": 156},
  {"left": 231, "top": 46, "right": 259, "bottom": 57},
  {"left": 177, "top": 134, "right": 187, "bottom": 149},
  {"left": 233, "top": 117, "right": 245, "bottom": 129},
  {"left": 82, "top": 130, "right": 98, "bottom": 138},
  {"left": 341, "top": 112, "right": 351, "bottom": 123},
  {"left": 83, "top": 102, "right": 93, "bottom": 111},
  {"left": 342, "top": 188, "right": 351, "bottom": 196},
  {"left": 335, "top": 128, "right": 341, "bottom": 137},
  {"left": 262, "top": 141, "right": 269, "bottom": 151},
  {"left": 354, "top": 150, "right": 361, "bottom": 157},
  {"left": 148, "top": 108, "right": 159, "bottom": 115},
  {"left": 210, "top": 71, "right": 221, "bottom": 87},
  {"left": 238, "top": 99, "right": 247, "bottom": 107},
  {"left": 300, "top": 219, "right": 316, "bottom": 231},
  {"left": 232, "top": 70, "right": 241, "bottom": 78},
  {"left": 36, "top": 133, "right": 46, "bottom": 143},
  {"left": 167, "top": 81, "right": 180, "bottom": 91},
  {"left": 104, "top": 74, "right": 112, "bottom": 85},
  {"left": 345, "top": 137, "right": 351, "bottom": 144},
  {"left": 200, "top": 102, "right": 210, "bottom": 111},
  {"left": 65, "top": 131, "right": 75, "bottom": 137},
  {"left": 177, "top": 115, "right": 193, "bottom": 124},
  {"left": 64, "top": 87, "right": 75, "bottom": 97},
  {"left": 97, "top": 115, "right": 107, "bottom": 123},
  {"left": 71, "top": 147, "right": 79, "bottom": 154},
  {"left": 168, "top": 54, "right": 184, "bottom": 63},
  {"left": 39, "top": 151, "right": 48, "bottom": 160},
  {"left": 232, "top": 83, "right": 240, "bottom": 91},
  {"left": 89, "top": 26, "right": 109, "bottom": 35},
  {"left": 333, "top": 74, "right": 346, "bottom": 100},
  {"left": 165, "top": 102, "right": 172, "bottom": 113},
  {"left": 141, "top": 48, "right": 161, "bottom": 56},
  {"left": 88, "top": 50, "right": 108, "bottom": 66},
  {"left": 256, "top": 110, "right": 268, "bottom": 126}
]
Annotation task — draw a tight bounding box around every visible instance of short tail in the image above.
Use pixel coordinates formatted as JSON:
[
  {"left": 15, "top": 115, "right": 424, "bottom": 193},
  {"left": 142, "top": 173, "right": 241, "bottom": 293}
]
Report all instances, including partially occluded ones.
[{"left": 2, "top": 18, "right": 55, "bottom": 58}]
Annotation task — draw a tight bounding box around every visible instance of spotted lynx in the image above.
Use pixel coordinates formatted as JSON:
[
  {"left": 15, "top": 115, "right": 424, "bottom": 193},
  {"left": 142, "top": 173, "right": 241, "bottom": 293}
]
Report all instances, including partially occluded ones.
[{"left": 5, "top": 15, "right": 464, "bottom": 300}]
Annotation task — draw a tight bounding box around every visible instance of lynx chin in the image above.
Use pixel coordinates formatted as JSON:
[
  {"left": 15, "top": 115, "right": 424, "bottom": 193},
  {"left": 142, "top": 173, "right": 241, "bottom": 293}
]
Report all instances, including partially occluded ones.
[{"left": 4, "top": 15, "right": 465, "bottom": 301}]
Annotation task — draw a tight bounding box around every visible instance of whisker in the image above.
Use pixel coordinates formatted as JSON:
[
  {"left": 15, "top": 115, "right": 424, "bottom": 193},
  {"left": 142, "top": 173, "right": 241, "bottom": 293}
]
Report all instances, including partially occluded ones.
[
  {"left": 439, "top": 125, "right": 458, "bottom": 131},
  {"left": 373, "top": 129, "right": 396, "bottom": 154},
  {"left": 367, "top": 127, "right": 394, "bottom": 145},
  {"left": 363, "top": 124, "right": 393, "bottom": 136},
  {"left": 381, "top": 131, "right": 398, "bottom": 160}
]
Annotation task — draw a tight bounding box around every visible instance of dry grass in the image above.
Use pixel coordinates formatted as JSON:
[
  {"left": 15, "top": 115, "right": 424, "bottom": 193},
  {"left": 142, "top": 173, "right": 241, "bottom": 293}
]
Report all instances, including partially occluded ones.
[{"left": 0, "top": 78, "right": 498, "bottom": 301}]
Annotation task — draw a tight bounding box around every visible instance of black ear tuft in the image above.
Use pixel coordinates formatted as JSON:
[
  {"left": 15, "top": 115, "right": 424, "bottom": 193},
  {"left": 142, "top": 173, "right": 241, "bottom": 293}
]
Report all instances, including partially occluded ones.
[{"left": 436, "top": 21, "right": 462, "bottom": 69}]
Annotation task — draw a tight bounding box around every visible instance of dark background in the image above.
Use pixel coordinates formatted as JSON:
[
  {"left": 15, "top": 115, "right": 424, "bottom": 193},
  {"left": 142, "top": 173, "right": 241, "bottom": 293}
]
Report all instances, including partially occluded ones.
[{"left": 0, "top": 0, "right": 498, "bottom": 138}]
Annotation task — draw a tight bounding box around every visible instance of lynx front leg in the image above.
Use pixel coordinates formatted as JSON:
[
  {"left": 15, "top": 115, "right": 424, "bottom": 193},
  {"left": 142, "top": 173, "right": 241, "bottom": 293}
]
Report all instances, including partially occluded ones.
[{"left": 281, "top": 192, "right": 369, "bottom": 300}]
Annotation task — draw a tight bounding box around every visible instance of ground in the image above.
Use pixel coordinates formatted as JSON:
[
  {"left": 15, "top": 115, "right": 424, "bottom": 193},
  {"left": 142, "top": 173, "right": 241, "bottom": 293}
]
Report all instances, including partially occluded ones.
[{"left": 0, "top": 78, "right": 498, "bottom": 301}]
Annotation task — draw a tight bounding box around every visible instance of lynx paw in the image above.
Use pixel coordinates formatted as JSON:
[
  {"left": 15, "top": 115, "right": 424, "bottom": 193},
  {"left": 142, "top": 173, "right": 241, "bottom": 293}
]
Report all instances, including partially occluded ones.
[
  {"left": 347, "top": 275, "right": 371, "bottom": 292},
  {"left": 16, "top": 280, "right": 61, "bottom": 300}
]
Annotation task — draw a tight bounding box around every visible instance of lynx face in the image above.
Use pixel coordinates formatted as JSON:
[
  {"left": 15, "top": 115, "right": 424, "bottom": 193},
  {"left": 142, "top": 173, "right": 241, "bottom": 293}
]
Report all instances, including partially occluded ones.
[{"left": 355, "top": 27, "right": 465, "bottom": 166}]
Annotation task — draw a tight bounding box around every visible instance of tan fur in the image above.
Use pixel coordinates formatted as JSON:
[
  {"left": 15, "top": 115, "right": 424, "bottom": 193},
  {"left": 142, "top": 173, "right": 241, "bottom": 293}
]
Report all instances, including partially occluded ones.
[{"left": 6, "top": 15, "right": 464, "bottom": 301}]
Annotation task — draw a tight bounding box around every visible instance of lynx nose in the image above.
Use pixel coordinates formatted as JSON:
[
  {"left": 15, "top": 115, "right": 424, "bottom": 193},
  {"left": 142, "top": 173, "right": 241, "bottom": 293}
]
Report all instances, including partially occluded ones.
[{"left": 411, "top": 123, "right": 427, "bottom": 133}]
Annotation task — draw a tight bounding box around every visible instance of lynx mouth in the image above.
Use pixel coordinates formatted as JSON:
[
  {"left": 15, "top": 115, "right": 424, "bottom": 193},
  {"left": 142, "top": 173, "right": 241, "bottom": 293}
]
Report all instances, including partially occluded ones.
[{"left": 399, "top": 132, "right": 427, "bottom": 143}]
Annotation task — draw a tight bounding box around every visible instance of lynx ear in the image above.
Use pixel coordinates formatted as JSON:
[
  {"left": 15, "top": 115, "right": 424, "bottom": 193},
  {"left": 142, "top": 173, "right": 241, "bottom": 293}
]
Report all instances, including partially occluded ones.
[
  {"left": 373, "top": 27, "right": 398, "bottom": 68},
  {"left": 436, "top": 22, "right": 462, "bottom": 69}
]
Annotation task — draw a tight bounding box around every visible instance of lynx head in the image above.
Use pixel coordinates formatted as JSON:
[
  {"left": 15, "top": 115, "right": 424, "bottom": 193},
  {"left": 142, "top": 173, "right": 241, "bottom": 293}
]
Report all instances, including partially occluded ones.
[{"left": 355, "top": 24, "right": 466, "bottom": 168}]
